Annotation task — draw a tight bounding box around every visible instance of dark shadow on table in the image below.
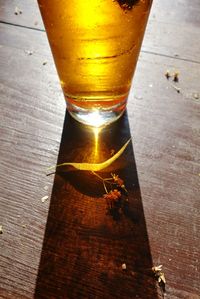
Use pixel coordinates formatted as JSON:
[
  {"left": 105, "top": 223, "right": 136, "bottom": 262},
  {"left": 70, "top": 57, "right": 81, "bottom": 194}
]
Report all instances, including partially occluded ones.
[{"left": 34, "top": 111, "right": 160, "bottom": 299}]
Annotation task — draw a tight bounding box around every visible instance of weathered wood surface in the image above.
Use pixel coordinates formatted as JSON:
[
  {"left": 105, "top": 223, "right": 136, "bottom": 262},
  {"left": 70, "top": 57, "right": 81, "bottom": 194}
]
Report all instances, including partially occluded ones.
[{"left": 0, "top": 0, "right": 200, "bottom": 298}]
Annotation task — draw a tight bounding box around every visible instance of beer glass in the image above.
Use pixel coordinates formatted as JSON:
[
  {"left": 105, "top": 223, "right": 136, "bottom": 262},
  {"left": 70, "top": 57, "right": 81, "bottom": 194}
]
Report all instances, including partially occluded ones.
[{"left": 38, "top": 0, "right": 152, "bottom": 127}]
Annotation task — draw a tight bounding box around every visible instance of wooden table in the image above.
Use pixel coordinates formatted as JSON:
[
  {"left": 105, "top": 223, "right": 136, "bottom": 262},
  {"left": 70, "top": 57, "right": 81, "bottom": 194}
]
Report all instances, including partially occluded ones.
[{"left": 0, "top": 1, "right": 199, "bottom": 298}]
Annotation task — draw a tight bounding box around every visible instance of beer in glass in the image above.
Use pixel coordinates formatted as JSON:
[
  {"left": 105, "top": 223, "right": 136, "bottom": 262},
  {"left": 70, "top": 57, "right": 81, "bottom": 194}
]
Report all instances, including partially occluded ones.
[{"left": 38, "top": 0, "right": 152, "bottom": 126}]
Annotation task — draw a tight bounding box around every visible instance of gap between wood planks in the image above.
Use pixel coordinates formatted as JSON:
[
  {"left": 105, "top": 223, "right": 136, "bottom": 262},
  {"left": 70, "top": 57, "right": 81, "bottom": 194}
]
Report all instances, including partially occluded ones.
[{"left": 1, "top": 19, "right": 200, "bottom": 66}]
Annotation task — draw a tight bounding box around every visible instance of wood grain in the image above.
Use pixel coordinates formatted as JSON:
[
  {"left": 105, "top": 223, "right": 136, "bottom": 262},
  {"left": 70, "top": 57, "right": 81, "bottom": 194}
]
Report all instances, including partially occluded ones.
[
  {"left": 0, "top": 0, "right": 44, "bottom": 30},
  {"left": 0, "top": 22, "right": 65, "bottom": 299},
  {"left": 34, "top": 112, "right": 161, "bottom": 299},
  {"left": 0, "top": 0, "right": 200, "bottom": 298}
]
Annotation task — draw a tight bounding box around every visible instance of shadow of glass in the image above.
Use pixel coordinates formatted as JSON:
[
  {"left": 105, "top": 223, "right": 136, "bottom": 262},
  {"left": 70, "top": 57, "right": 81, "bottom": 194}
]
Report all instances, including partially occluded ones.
[{"left": 34, "top": 111, "right": 159, "bottom": 299}]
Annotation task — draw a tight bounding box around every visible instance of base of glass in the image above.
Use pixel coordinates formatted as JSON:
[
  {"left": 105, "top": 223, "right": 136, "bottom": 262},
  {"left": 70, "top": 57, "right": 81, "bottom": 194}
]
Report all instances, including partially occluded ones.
[{"left": 67, "top": 98, "right": 127, "bottom": 127}]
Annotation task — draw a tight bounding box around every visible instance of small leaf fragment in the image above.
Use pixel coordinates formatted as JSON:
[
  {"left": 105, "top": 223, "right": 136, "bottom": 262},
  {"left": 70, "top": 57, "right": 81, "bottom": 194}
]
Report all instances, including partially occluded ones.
[{"left": 41, "top": 195, "right": 49, "bottom": 203}]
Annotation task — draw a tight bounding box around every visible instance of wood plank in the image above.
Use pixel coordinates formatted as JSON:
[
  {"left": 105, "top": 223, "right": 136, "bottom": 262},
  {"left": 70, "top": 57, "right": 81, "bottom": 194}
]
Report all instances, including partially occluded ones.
[
  {"left": 0, "top": 0, "right": 200, "bottom": 62},
  {"left": 0, "top": 22, "right": 200, "bottom": 298},
  {"left": 34, "top": 112, "right": 161, "bottom": 299},
  {"left": 0, "top": 23, "right": 65, "bottom": 299},
  {"left": 0, "top": 0, "right": 44, "bottom": 30},
  {"left": 129, "top": 52, "right": 200, "bottom": 298}
]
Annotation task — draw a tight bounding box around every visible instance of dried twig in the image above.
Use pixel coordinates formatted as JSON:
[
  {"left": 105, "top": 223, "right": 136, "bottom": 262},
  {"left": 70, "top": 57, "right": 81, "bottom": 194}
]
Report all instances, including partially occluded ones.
[{"left": 47, "top": 138, "right": 131, "bottom": 172}]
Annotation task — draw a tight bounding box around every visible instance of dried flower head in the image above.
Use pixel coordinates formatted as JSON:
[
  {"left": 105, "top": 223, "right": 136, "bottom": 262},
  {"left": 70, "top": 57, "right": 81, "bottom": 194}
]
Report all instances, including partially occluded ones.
[
  {"left": 112, "top": 173, "right": 127, "bottom": 192},
  {"left": 112, "top": 174, "right": 124, "bottom": 186},
  {"left": 103, "top": 189, "right": 121, "bottom": 202}
]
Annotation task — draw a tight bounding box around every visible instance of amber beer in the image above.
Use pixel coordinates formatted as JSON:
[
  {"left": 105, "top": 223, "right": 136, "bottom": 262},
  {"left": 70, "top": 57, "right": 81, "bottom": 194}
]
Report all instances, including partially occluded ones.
[{"left": 38, "top": 0, "right": 152, "bottom": 126}]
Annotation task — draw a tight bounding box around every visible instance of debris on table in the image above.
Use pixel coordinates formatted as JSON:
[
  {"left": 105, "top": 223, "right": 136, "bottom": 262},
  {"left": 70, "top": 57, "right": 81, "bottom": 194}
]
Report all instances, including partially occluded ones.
[
  {"left": 111, "top": 173, "right": 127, "bottom": 192},
  {"left": 165, "top": 69, "right": 181, "bottom": 93},
  {"left": 110, "top": 149, "right": 115, "bottom": 156},
  {"left": 48, "top": 138, "right": 131, "bottom": 172},
  {"left": 165, "top": 70, "right": 171, "bottom": 79},
  {"left": 103, "top": 189, "right": 121, "bottom": 203},
  {"left": 173, "top": 71, "right": 179, "bottom": 82},
  {"left": 41, "top": 195, "right": 48, "bottom": 203},
  {"left": 152, "top": 264, "right": 166, "bottom": 292},
  {"left": 25, "top": 50, "right": 33, "bottom": 56},
  {"left": 43, "top": 61, "right": 47, "bottom": 66},
  {"left": 171, "top": 84, "right": 181, "bottom": 93},
  {"left": 14, "top": 7, "right": 23, "bottom": 15},
  {"left": 134, "top": 95, "right": 143, "bottom": 100},
  {"left": 152, "top": 265, "right": 166, "bottom": 283},
  {"left": 122, "top": 263, "right": 127, "bottom": 270},
  {"left": 192, "top": 92, "right": 199, "bottom": 100},
  {"left": 164, "top": 69, "right": 180, "bottom": 80},
  {"left": 0, "top": 225, "right": 3, "bottom": 234}
]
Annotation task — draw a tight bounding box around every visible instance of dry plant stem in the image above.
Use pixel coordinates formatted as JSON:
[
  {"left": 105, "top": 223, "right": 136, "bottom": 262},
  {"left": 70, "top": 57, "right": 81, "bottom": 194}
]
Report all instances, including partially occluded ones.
[
  {"left": 91, "top": 171, "right": 111, "bottom": 193},
  {"left": 47, "top": 138, "right": 131, "bottom": 172},
  {"left": 169, "top": 82, "right": 181, "bottom": 93},
  {"left": 103, "top": 181, "right": 108, "bottom": 194},
  {"left": 123, "top": 186, "right": 128, "bottom": 193}
]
